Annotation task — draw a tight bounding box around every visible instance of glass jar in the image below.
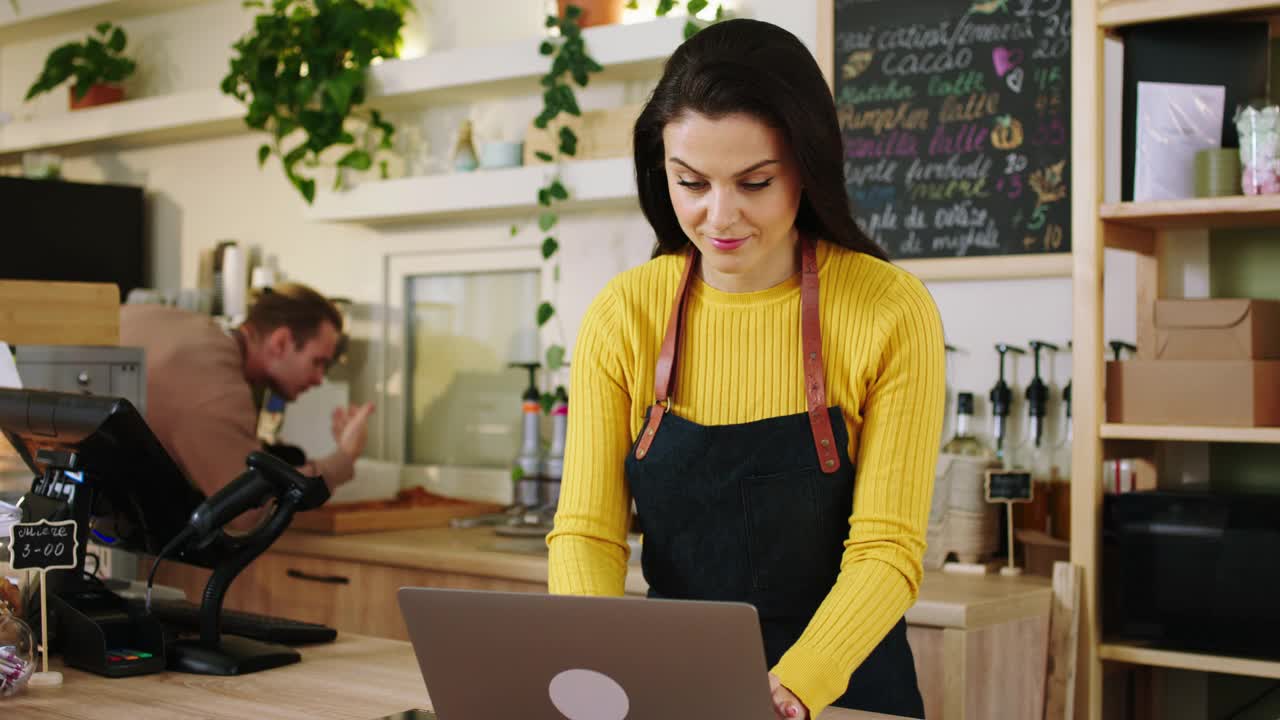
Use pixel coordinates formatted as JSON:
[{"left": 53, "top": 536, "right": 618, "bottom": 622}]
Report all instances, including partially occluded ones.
[
  {"left": 1236, "top": 104, "right": 1280, "bottom": 195},
  {"left": 0, "top": 611, "right": 34, "bottom": 697}
]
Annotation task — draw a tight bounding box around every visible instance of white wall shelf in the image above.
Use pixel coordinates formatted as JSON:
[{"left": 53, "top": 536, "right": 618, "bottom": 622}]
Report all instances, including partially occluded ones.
[
  {"left": 0, "top": 18, "right": 681, "bottom": 162},
  {"left": 0, "top": 89, "right": 244, "bottom": 161},
  {"left": 305, "top": 156, "right": 637, "bottom": 224},
  {"left": 368, "top": 17, "right": 684, "bottom": 109},
  {"left": 0, "top": 0, "right": 213, "bottom": 44}
]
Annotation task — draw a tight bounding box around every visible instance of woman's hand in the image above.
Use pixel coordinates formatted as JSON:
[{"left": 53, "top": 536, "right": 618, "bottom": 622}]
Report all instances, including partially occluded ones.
[{"left": 768, "top": 672, "right": 809, "bottom": 719}]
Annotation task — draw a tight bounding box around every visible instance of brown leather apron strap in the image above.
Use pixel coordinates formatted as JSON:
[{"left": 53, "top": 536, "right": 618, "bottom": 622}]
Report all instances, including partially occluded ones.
[
  {"left": 634, "top": 248, "right": 697, "bottom": 460},
  {"left": 800, "top": 238, "right": 840, "bottom": 473},
  {"left": 635, "top": 238, "right": 840, "bottom": 474}
]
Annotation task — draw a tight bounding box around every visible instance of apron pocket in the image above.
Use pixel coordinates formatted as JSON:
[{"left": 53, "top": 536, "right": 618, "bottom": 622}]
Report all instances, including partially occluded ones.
[{"left": 741, "top": 469, "right": 823, "bottom": 591}]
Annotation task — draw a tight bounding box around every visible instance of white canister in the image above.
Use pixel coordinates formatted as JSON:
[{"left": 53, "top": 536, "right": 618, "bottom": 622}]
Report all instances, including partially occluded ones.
[{"left": 220, "top": 244, "right": 247, "bottom": 321}]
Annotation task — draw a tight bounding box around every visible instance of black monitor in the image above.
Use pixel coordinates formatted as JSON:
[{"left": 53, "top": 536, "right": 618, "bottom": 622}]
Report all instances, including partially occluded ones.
[
  {"left": 0, "top": 387, "right": 216, "bottom": 569},
  {"left": 0, "top": 177, "right": 147, "bottom": 302}
]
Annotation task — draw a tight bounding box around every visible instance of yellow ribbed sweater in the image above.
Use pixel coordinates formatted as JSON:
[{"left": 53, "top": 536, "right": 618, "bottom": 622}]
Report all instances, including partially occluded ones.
[{"left": 546, "top": 240, "right": 946, "bottom": 717}]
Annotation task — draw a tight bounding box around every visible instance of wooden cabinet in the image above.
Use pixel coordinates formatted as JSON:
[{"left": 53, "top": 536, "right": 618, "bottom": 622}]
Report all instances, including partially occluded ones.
[{"left": 155, "top": 550, "right": 545, "bottom": 641}]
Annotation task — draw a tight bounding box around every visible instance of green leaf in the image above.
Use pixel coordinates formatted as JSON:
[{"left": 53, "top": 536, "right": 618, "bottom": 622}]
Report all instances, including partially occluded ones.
[
  {"left": 625, "top": 0, "right": 639, "bottom": 7},
  {"left": 548, "top": 180, "right": 569, "bottom": 200},
  {"left": 337, "top": 149, "right": 372, "bottom": 171},
  {"left": 558, "top": 127, "right": 578, "bottom": 157},
  {"left": 107, "top": 27, "right": 126, "bottom": 53},
  {"left": 535, "top": 151, "right": 554, "bottom": 162},
  {"left": 545, "top": 14, "right": 558, "bottom": 28},
  {"left": 538, "top": 188, "right": 552, "bottom": 207},
  {"left": 539, "top": 40, "right": 554, "bottom": 56},
  {"left": 687, "top": 0, "right": 709, "bottom": 14},
  {"left": 538, "top": 212, "right": 558, "bottom": 232},
  {"left": 564, "top": 4, "right": 582, "bottom": 20},
  {"left": 257, "top": 144, "right": 271, "bottom": 167},
  {"left": 539, "top": 392, "right": 555, "bottom": 415},
  {"left": 511, "top": 465, "right": 525, "bottom": 483},
  {"left": 545, "top": 344, "right": 566, "bottom": 371},
  {"left": 294, "top": 176, "right": 316, "bottom": 204},
  {"left": 656, "top": 0, "right": 677, "bottom": 15},
  {"left": 683, "top": 20, "right": 699, "bottom": 40},
  {"left": 541, "top": 236, "right": 559, "bottom": 259},
  {"left": 536, "top": 302, "right": 555, "bottom": 327},
  {"left": 510, "top": 224, "right": 520, "bottom": 237},
  {"left": 95, "top": 21, "right": 111, "bottom": 35}
]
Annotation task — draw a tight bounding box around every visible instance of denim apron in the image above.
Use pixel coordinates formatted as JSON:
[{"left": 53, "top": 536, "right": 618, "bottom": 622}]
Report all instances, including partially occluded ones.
[{"left": 625, "top": 238, "right": 924, "bottom": 717}]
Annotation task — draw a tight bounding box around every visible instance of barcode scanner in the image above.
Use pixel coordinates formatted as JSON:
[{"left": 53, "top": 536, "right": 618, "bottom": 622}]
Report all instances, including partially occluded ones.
[{"left": 187, "top": 451, "right": 329, "bottom": 543}]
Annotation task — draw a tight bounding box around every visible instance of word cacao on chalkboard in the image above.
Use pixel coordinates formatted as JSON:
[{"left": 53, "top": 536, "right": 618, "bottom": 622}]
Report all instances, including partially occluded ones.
[{"left": 833, "top": 0, "right": 1071, "bottom": 260}]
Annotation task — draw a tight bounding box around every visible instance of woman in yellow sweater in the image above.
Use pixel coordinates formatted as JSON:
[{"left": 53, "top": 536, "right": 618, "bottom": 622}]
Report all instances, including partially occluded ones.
[{"left": 546, "top": 18, "right": 944, "bottom": 719}]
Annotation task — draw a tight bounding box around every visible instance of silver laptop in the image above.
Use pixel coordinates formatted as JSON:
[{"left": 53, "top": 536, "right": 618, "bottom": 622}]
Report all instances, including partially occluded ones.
[{"left": 397, "top": 588, "right": 775, "bottom": 719}]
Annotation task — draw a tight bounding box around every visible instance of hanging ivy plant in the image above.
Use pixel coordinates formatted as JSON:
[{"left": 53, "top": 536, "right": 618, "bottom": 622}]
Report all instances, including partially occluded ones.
[
  {"left": 220, "top": 0, "right": 413, "bottom": 204},
  {"left": 529, "top": 1, "right": 722, "bottom": 411}
]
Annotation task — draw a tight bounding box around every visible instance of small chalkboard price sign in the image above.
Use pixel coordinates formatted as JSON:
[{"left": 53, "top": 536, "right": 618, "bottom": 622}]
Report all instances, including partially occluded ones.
[
  {"left": 8, "top": 519, "right": 79, "bottom": 688},
  {"left": 985, "top": 470, "right": 1033, "bottom": 504},
  {"left": 10, "top": 520, "right": 78, "bottom": 572},
  {"left": 985, "top": 470, "right": 1033, "bottom": 576}
]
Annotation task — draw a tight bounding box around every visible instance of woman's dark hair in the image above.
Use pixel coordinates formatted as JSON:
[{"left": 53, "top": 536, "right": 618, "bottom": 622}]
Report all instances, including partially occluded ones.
[{"left": 634, "top": 18, "right": 887, "bottom": 261}]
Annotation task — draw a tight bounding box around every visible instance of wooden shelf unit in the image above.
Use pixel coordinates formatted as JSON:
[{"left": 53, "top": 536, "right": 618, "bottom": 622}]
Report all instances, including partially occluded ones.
[
  {"left": 1098, "top": 0, "right": 1280, "bottom": 27},
  {"left": 1074, "top": 2, "right": 1280, "bottom": 718},
  {"left": 1101, "top": 195, "right": 1280, "bottom": 232},
  {"left": 1099, "top": 644, "right": 1280, "bottom": 680},
  {"left": 1100, "top": 424, "right": 1280, "bottom": 444}
]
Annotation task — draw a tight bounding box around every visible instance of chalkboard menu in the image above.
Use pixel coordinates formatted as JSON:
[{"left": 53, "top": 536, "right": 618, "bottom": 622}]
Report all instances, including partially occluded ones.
[{"left": 832, "top": 0, "right": 1071, "bottom": 260}]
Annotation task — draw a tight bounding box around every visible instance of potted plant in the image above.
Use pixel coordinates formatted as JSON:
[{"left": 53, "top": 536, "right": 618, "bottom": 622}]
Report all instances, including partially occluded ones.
[
  {"left": 25, "top": 21, "right": 136, "bottom": 110},
  {"left": 220, "top": 0, "right": 413, "bottom": 204},
  {"left": 556, "top": 0, "right": 624, "bottom": 27}
]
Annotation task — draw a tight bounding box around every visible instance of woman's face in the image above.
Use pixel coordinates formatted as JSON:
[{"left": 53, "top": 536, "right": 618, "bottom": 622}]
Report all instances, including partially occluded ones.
[{"left": 662, "top": 112, "right": 804, "bottom": 293}]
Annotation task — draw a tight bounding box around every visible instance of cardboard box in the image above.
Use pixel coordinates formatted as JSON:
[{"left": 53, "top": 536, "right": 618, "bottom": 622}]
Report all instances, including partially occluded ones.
[
  {"left": 1106, "top": 360, "right": 1280, "bottom": 426},
  {"left": 1154, "top": 299, "right": 1280, "bottom": 360},
  {"left": 524, "top": 104, "right": 643, "bottom": 165}
]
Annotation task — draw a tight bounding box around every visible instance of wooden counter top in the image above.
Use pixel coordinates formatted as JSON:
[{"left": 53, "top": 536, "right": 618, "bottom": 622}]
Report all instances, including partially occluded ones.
[
  {"left": 3, "top": 634, "right": 906, "bottom": 719},
  {"left": 269, "top": 527, "right": 1050, "bottom": 630}
]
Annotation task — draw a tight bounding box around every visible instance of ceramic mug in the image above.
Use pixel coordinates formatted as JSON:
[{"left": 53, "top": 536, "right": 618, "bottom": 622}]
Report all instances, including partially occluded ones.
[{"left": 479, "top": 141, "right": 524, "bottom": 169}]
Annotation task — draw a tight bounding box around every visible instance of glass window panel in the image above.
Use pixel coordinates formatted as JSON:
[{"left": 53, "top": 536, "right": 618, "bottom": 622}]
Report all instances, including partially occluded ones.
[{"left": 407, "top": 269, "right": 539, "bottom": 468}]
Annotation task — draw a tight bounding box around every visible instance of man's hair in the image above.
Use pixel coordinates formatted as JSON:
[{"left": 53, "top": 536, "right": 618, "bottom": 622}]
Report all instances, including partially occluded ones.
[{"left": 242, "top": 282, "right": 343, "bottom": 348}]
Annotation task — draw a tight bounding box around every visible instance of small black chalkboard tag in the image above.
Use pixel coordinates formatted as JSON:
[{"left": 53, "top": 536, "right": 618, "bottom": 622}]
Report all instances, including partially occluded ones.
[
  {"left": 985, "top": 470, "right": 1034, "bottom": 504},
  {"left": 8, "top": 519, "right": 79, "bottom": 572}
]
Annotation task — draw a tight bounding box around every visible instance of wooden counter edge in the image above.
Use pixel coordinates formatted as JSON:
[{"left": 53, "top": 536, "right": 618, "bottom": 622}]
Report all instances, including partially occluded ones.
[{"left": 270, "top": 528, "right": 1052, "bottom": 628}]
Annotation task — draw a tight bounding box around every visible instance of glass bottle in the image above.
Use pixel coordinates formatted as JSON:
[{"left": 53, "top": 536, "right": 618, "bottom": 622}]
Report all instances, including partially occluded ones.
[
  {"left": 943, "top": 392, "right": 994, "bottom": 458},
  {"left": 928, "top": 392, "right": 1000, "bottom": 568}
]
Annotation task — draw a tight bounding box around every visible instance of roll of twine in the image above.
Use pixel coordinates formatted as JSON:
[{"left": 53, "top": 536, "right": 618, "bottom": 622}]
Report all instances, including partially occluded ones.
[{"left": 1195, "top": 148, "right": 1241, "bottom": 197}]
